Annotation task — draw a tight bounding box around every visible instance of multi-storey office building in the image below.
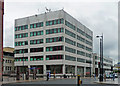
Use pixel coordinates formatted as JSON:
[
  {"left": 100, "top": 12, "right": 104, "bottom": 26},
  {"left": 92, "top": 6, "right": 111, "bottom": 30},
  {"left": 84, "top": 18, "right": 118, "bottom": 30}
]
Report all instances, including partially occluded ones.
[
  {"left": 14, "top": 10, "right": 93, "bottom": 76},
  {"left": 92, "top": 53, "right": 113, "bottom": 76}
]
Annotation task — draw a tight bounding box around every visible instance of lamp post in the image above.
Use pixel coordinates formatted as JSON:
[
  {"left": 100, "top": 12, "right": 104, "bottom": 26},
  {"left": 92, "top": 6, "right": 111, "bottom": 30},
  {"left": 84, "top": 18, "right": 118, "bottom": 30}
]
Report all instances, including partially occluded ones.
[
  {"left": 22, "top": 42, "right": 24, "bottom": 80},
  {"left": 96, "top": 34, "right": 103, "bottom": 82}
]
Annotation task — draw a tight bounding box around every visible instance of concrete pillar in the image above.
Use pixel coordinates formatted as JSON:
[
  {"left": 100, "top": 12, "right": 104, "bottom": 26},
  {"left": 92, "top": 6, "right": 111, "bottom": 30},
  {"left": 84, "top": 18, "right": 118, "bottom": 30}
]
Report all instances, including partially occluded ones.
[
  {"left": 84, "top": 67, "right": 86, "bottom": 77},
  {"left": 43, "top": 65, "right": 46, "bottom": 75},
  {"left": 28, "top": 65, "right": 30, "bottom": 74},
  {"left": 75, "top": 66, "right": 77, "bottom": 75},
  {"left": 63, "top": 64, "right": 65, "bottom": 74}
]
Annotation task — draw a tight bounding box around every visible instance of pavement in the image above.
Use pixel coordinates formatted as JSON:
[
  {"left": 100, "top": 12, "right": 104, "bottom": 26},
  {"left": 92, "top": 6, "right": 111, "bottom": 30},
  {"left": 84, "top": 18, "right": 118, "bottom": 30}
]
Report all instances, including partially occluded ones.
[
  {"left": 94, "top": 78, "right": 119, "bottom": 84},
  {"left": 1, "top": 77, "right": 119, "bottom": 85}
]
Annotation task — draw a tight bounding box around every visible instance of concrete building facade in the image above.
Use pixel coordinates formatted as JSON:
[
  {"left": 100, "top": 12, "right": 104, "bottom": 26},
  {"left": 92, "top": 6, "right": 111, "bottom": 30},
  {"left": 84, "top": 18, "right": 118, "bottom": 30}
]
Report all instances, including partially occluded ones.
[
  {"left": 14, "top": 10, "right": 93, "bottom": 76},
  {"left": 92, "top": 53, "right": 113, "bottom": 76},
  {"left": 3, "top": 47, "right": 14, "bottom": 74}
]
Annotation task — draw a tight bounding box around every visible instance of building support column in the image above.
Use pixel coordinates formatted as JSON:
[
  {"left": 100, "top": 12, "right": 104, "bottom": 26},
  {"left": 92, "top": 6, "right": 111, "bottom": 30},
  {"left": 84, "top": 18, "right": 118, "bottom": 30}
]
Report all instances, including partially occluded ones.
[
  {"left": 84, "top": 67, "right": 86, "bottom": 77},
  {"left": 43, "top": 65, "right": 46, "bottom": 75},
  {"left": 62, "top": 64, "right": 65, "bottom": 75},
  {"left": 75, "top": 66, "right": 77, "bottom": 76}
]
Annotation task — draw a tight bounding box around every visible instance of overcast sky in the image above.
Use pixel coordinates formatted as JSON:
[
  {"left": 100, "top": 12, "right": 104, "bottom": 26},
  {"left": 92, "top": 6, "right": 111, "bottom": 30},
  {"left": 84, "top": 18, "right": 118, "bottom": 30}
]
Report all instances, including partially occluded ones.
[{"left": 4, "top": 0, "right": 118, "bottom": 63}]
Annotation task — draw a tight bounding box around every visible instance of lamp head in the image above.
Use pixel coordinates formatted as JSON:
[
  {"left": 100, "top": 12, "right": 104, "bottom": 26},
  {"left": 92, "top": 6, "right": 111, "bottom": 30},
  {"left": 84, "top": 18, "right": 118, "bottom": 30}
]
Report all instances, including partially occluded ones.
[{"left": 96, "top": 36, "right": 99, "bottom": 38}]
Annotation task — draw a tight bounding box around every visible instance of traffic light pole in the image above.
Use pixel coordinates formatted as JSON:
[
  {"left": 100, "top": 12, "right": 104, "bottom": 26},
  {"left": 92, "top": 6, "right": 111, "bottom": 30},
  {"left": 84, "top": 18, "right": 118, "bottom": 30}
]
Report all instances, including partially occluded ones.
[{"left": 96, "top": 34, "right": 103, "bottom": 82}]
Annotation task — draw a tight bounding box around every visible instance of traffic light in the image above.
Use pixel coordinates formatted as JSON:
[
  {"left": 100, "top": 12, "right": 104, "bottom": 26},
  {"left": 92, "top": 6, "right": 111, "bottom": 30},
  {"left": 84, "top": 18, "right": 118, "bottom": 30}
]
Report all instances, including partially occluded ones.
[{"left": 98, "top": 62, "right": 100, "bottom": 68}]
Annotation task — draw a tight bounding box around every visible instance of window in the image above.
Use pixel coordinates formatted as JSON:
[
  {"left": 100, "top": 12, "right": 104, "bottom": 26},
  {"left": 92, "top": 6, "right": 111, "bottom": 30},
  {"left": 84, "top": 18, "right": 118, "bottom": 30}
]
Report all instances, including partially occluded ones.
[
  {"left": 15, "top": 49, "right": 28, "bottom": 54},
  {"left": 30, "top": 39, "right": 43, "bottom": 45},
  {"left": 15, "top": 41, "right": 28, "bottom": 46},
  {"left": 86, "top": 40, "right": 92, "bottom": 46},
  {"left": 46, "top": 36, "right": 64, "bottom": 43},
  {"left": 15, "top": 25, "right": 28, "bottom": 31},
  {"left": 77, "top": 58, "right": 85, "bottom": 63},
  {"left": 77, "top": 35, "right": 85, "bottom": 43},
  {"left": 30, "top": 31, "right": 43, "bottom": 37},
  {"left": 65, "top": 46, "right": 76, "bottom": 54},
  {"left": 77, "top": 50, "right": 85, "bottom": 56},
  {"left": 46, "top": 28, "right": 64, "bottom": 35},
  {"left": 77, "top": 28, "right": 85, "bottom": 36},
  {"left": 65, "top": 29, "right": 76, "bottom": 38},
  {"left": 77, "top": 43, "right": 85, "bottom": 49},
  {"left": 65, "top": 38, "right": 76, "bottom": 46},
  {"left": 30, "top": 22, "right": 43, "bottom": 29},
  {"left": 46, "top": 18, "right": 64, "bottom": 26},
  {"left": 15, "top": 57, "right": 28, "bottom": 62},
  {"left": 30, "top": 48, "right": 43, "bottom": 53},
  {"left": 65, "top": 55, "right": 76, "bottom": 61},
  {"left": 46, "top": 55, "right": 63, "bottom": 60},
  {"left": 65, "top": 20, "right": 76, "bottom": 30},
  {"left": 46, "top": 46, "right": 63, "bottom": 52},
  {"left": 15, "top": 33, "right": 28, "bottom": 39},
  {"left": 30, "top": 56, "right": 43, "bottom": 61}
]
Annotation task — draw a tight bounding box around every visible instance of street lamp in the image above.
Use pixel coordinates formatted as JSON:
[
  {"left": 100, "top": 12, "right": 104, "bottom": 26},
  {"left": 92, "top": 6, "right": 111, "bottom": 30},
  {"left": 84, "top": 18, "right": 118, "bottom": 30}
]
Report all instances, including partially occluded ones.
[
  {"left": 96, "top": 34, "right": 103, "bottom": 82},
  {"left": 22, "top": 42, "right": 24, "bottom": 80}
]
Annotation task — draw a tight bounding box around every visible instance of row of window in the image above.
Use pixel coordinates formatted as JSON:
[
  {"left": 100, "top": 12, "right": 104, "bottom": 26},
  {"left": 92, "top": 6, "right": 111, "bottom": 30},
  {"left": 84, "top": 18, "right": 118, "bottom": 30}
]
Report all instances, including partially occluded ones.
[
  {"left": 77, "top": 28, "right": 85, "bottom": 36},
  {"left": 65, "top": 46, "right": 76, "bottom": 54},
  {"left": 86, "top": 33, "right": 92, "bottom": 40},
  {"left": 5, "top": 66, "right": 12, "bottom": 71},
  {"left": 86, "top": 46, "right": 92, "bottom": 52},
  {"left": 15, "top": 25, "right": 28, "bottom": 31},
  {"left": 65, "top": 55, "right": 91, "bottom": 64},
  {"left": 65, "top": 29, "right": 76, "bottom": 38},
  {"left": 77, "top": 50, "right": 85, "bottom": 56},
  {"left": 15, "top": 55, "right": 91, "bottom": 64},
  {"left": 15, "top": 41, "right": 28, "bottom": 46},
  {"left": 46, "top": 55, "right": 63, "bottom": 60},
  {"left": 65, "top": 55, "right": 76, "bottom": 61},
  {"left": 4, "top": 60, "right": 13, "bottom": 63},
  {"left": 86, "top": 53, "right": 92, "bottom": 58},
  {"left": 77, "top": 35, "right": 85, "bottom": 43},
  {"left": 30, "top": 48, "right": 43, "bottom": 53},
  {"left": 46, "top": 28, "right": 64, "bottom": 35},
  {"left": 46, "top": 46, "right": 63, "bottom": 52},
  {"left": 65, "top": 38, "right": 76, "bottom": 46},
  {"left": 46, "top": 18, "right": 64, "bottom": 26},
  {"left": 30, "top": 22, "right": 43, "bottom": 29},
  {"left": 77, "top": 58, "right": 85, "bottom": 63},
  {"left": 15, "top": 49, "right": 28, "bottom": 54},
  {"left": 46, "top": 37, "right": 63, "bottom": 43},
  {"left": 15, "top": 57, "right": 28, "bottom": 61},
  {"left": 30, "top": 56, "right": 43, "bottom": 61},
  {"left": 86, "top": 40, "right": 92, "bottom": 46},
  {"left": 77, "top": 43, "right": 85, "bottom": 49},
  {"left": 65, "top": 20, "right": 76, "bottom": 31},
  {"left": 30, "top": 39, "right": 43, "bottom": 45},
  {"left": 30, "top": 30, "right": 43, "bottom": 37},
  {"left": 15, "top": 33, "right": 28, "bottom": 39}
]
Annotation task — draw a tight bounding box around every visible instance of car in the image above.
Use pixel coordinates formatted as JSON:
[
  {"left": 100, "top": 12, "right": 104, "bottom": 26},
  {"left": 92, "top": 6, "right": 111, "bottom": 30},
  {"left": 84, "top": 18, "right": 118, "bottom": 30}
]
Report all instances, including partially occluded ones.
[{"left": 115, "top": 73, "right": 118, "bottom": 78}]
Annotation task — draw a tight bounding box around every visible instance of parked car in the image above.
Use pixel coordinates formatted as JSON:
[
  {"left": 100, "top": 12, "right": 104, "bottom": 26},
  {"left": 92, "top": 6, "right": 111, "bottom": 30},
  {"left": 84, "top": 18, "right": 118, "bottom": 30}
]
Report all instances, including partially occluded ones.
[{"left": 115, "top": 73, "right": 118, "bottom": 78}]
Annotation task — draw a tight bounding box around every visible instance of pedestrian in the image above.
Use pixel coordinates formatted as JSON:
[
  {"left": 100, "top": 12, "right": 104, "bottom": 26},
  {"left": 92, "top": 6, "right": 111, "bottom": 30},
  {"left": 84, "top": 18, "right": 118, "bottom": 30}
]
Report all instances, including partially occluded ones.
[
  {"left": 53, "top": 71, "right": 55, "bottom": 79},
  {"left": 46, "top": 73, "right": 49, "bottom": 81},
  {"left": 113, "top": 73, "right": 115, "bottom": 81}
]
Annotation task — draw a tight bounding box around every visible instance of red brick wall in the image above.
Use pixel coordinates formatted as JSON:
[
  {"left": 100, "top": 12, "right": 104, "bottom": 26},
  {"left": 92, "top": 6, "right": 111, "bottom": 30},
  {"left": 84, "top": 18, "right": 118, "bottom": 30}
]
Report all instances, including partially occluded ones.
[{"left": 0, "top": 0, "right": 4, "bottom": 82}]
